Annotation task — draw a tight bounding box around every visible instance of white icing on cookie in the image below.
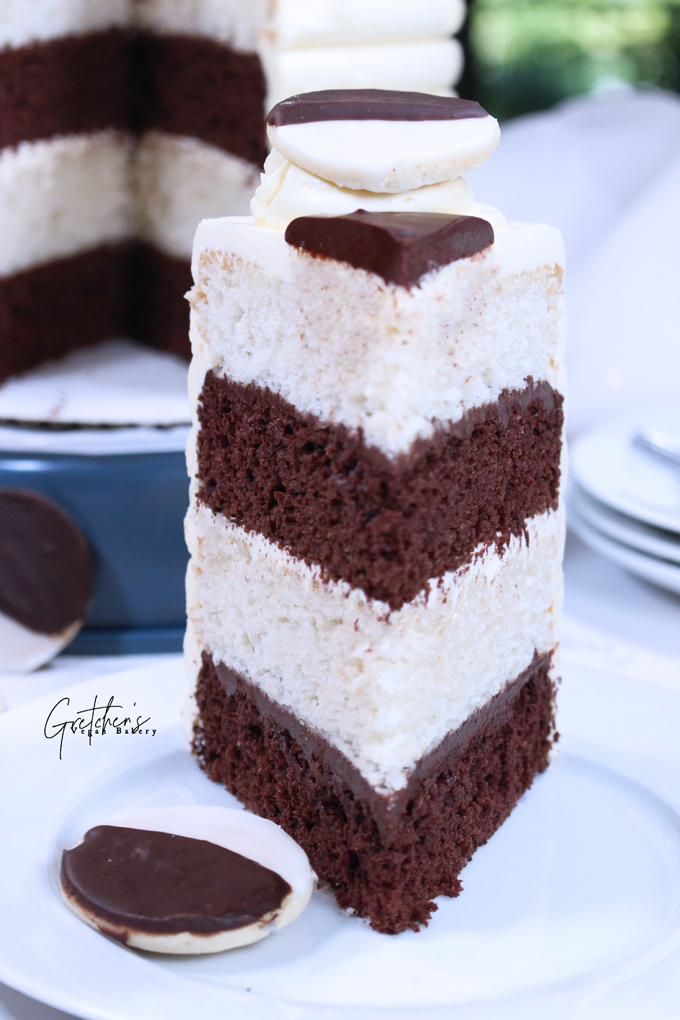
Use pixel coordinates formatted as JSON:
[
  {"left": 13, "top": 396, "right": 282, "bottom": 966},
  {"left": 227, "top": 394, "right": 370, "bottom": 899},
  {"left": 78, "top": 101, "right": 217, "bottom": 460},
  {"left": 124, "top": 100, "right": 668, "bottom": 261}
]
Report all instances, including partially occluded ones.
[
  {"left": 267, "top": 114, "right": 500, "bottom": 193},
  {"left": 0, "top": 611, "right": 80, "bottom": 673}
]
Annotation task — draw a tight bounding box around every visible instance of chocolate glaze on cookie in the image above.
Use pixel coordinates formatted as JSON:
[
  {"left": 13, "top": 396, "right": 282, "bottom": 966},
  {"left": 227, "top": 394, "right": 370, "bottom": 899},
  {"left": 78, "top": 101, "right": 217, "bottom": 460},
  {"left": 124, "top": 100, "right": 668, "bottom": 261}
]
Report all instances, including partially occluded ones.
[
  {"left": 61, "top": 825, "right": 292, "bottom": 937},
  {"left": 285, "top": 211, "right": 494, "bottom": 287},
  {"left": 267, "top": 89, "right": 488, "bottom": 126},
  {"left": 0, "top": 489, "right": 92, "bottom": 635}
]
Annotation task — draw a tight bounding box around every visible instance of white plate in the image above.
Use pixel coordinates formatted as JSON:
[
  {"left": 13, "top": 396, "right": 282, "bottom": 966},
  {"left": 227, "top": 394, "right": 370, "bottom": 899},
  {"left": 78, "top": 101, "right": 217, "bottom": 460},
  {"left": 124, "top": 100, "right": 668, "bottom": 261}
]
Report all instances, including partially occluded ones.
[
  {"left": 569, "top": 508, "right": 680, "bottom": 596},
  {"left": 4, "top": 660, "right": 680, "bottom": 1019},
  {"left": 570, "top": 404, "right": 680, "bottom": 534},
  {"left": 570, "top": 484, "right": 680, "bottom": 565},
  {"left": 0, "top": 340, "right": 191, "bottom": 429}
]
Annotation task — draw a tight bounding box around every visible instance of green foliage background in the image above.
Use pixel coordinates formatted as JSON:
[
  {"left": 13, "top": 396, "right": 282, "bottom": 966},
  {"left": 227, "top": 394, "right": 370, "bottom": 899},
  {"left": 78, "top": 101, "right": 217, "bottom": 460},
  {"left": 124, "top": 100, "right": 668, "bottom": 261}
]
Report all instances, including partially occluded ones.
[{"left": 465, "top": 0, "right": 680, "bottom": 119}]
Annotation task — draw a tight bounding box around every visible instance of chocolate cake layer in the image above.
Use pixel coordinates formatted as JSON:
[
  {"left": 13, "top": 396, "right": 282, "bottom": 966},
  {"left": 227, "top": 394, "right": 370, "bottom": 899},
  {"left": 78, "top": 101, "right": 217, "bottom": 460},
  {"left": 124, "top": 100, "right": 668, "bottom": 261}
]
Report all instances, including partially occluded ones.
[
  {"left": 0, "top": 244, "right": 132, "bottom": 384},
  {"left": 0, "top": 30, "right": 267, "bottom": 166},
  {"left": 134, "top": 34, "right": 267, "bottom": 167},
  {"left": 196, "top": 374, "right": 564, "bottom": 610},
  {"left": 0, "top": 30, "right": 132, "bottom": 150},
  {"left": 130, "top": 244, "right": 192, "bottom": 361},
  {"left": 193, "top": 650, "right": 556, "bottom": 934}
]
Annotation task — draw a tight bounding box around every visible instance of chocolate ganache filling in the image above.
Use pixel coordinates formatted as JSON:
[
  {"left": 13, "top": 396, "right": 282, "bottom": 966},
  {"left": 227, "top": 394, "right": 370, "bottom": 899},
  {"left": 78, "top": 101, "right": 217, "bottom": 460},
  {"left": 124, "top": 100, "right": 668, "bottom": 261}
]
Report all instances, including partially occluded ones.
[
  {"left": 61, "top": 826, "right": 292, "bottom": 937},
  {"left": 285, "top": 211, "right": 494, "bottom": 286},
  {"left": 267, "top": 89, "right": 488, "bottom": 125}
]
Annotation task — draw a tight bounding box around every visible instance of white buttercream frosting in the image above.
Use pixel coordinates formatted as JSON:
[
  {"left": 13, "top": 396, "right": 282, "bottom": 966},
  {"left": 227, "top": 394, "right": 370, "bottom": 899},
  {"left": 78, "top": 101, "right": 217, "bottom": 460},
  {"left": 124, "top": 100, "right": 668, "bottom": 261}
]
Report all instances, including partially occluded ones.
[
  {"left": 272, "top": 0, "right": 466, "bottom": 49},
  {"left": 133, "top": 0, "right": 464, "bottom": 52},
  {"left": 251, "top": 149, "right": 474, "bottom": 230},
  {"left": 262, "top": 38, "right": 463, "bottom": 111}
]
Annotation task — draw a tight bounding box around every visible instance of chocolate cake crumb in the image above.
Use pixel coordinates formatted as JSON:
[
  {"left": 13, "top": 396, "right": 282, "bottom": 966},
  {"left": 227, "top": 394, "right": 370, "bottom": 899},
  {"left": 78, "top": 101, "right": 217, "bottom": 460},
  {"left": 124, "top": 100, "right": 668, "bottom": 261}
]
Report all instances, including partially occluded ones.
[
  {"left": 193, "top": 651, "right": 556, "bottom": 934},
  {"left": 0, "top": 29, "right": 133, "bottom": 150},
  {"left": 196, "top": 374, "right": 564, "bottom": 611},
  {"left": 0, "top": 244, "right": 132, "bottom": 384},
  {"left": 130, "top": 244, "right": 193, "bottom": 361},
  {"left": 133, "top": 33, "right": 267, "bottom": 166}
]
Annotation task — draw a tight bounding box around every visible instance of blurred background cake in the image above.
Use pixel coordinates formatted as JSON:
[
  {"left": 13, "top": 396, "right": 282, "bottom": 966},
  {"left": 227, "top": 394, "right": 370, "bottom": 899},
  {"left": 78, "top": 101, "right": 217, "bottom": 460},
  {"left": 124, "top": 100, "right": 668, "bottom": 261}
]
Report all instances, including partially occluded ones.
[
  {"left": 0, "top": 0, "right": 466, "bottom": 386},
  {"left": 0, "top": 0, "right": 467, "bottom": 658}
]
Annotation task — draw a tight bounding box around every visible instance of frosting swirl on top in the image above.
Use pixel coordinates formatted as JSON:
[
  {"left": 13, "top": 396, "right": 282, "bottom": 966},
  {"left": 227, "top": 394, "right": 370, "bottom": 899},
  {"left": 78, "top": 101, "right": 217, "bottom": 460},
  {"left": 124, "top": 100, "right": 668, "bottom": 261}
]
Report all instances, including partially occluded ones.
[
  {"left": 251, "top": 89, "right": 501, "bottom": 228},
  {"left": 251, "top": 150, "right": 474, "bottom": 230}
]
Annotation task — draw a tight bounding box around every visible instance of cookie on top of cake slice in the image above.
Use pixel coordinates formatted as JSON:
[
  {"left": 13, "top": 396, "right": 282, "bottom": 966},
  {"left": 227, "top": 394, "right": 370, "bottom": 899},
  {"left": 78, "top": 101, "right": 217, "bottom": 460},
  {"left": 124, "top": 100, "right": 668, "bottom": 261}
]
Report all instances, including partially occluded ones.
[{"left": 185, "top": 89, "right": 565, "bottom": 935}]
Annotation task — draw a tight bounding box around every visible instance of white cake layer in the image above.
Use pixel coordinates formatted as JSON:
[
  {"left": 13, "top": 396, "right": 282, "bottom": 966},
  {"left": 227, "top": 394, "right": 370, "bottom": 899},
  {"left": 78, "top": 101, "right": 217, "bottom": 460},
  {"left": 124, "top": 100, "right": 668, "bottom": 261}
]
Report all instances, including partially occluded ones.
[
  {"left": 134, "top": 0, "right": 270, "bottom": 52},
  {"left": 134, "top": 0, "right": 464, "bottom": 51},
  {"left": 0, "top": 0, "right": 129, "bottom": 50},
  {"left": 0, "top": 131, "right": 132, "bottom": 278},
  {"left": 133, "top": 131, "right": 260, "bottom": 261},
  {"left": 189, "top": 217, "right": 565, "bottom": 458},
  {"left": 185, "top": 503, "right": 564, "bottom": 794},
  {"left": 263, "top": 39, "right": 463, "bottom": 111}
]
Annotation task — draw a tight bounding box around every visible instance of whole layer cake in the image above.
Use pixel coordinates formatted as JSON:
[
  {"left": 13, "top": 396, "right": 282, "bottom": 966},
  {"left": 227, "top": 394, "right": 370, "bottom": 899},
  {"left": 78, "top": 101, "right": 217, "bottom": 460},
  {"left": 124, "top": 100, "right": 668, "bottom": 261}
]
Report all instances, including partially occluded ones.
[
  {"left": 185, "top": 90, "right": 566, "bottom": 934},
  {"left": 0, "top": 0, "right": 465, "bottom": 386}
]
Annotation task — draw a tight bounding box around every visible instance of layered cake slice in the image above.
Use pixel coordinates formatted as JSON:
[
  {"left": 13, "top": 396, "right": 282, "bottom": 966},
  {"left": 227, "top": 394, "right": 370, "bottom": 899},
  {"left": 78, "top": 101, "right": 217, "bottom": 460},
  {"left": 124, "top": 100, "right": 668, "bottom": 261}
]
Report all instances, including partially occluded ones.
[{"left": 186, "top": 90, "right": 566, "bottom": 934}]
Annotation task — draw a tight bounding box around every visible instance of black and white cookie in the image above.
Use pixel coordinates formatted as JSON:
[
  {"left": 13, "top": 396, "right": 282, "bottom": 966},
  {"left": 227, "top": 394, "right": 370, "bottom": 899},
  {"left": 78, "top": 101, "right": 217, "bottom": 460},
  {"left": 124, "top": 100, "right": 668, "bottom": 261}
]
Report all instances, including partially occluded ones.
[
  {"left": 0, "top": 489, "right": 92, "bottom": 671},
  {"left": 60, "top": 806, "right": 315, "bottom": 954},
  {"left": 266, "top": 89, "right": 501, "bottom": 192}
]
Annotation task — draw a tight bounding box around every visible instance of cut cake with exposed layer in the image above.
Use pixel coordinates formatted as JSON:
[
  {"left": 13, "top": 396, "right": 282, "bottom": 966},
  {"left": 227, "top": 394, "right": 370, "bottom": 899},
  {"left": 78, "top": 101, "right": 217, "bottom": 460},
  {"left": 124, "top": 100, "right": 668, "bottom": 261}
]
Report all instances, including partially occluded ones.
[{"left": 185, "top": 168, "right": 566, "bottom": 931}]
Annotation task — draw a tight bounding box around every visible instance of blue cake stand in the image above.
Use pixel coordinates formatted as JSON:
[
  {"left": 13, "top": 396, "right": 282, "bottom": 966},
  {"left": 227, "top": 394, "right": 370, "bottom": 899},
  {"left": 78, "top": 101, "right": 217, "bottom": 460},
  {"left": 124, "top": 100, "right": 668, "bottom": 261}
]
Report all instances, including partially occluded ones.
[{"left": 0, "top": 426, "right": 190, "bottom": 654}]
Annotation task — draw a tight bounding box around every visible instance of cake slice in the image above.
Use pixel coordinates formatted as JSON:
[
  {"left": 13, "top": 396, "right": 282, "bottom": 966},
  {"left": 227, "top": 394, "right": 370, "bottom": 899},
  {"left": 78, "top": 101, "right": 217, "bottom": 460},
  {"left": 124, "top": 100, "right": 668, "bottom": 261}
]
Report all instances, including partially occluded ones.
[{"left": 185, "top": 90, "right": 565, "bottom": 934}]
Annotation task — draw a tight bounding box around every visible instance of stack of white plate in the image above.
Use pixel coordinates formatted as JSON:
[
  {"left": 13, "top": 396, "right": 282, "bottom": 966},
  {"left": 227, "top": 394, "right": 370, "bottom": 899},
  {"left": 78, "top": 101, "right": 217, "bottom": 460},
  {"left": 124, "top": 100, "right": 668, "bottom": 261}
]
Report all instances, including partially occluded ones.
[{"left": 569, "top": 402, "right": 680, "bottom": 595}]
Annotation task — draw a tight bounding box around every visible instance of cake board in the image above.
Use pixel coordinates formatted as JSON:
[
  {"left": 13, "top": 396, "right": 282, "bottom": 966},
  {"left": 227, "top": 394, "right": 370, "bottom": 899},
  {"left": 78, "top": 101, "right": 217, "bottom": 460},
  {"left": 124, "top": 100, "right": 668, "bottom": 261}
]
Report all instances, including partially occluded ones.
[{"left": 0, "top": 342, "right": 192, "bottom": 654}]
